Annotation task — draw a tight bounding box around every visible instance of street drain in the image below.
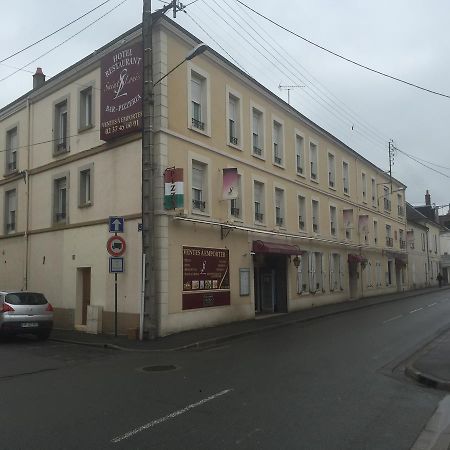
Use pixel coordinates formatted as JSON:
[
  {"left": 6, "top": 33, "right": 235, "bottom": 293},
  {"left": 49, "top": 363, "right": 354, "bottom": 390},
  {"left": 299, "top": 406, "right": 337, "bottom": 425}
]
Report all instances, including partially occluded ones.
[{"left": 142, "top": 364, "right": 177, "bottom": 372}]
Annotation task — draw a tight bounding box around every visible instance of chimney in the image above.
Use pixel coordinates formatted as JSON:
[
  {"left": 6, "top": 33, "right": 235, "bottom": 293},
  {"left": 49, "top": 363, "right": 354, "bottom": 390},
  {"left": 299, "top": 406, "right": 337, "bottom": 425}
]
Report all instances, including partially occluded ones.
[
  {"left": 425, "top": 190, "right": 431, "bottom": 206},
  {"left": 33, "top": 67, "right": 45, "bottom": 89}
]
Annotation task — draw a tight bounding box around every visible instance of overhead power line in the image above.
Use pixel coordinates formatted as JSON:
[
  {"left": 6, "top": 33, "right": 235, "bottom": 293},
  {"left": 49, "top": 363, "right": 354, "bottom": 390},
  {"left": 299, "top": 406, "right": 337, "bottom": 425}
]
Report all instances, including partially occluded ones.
[
  {"left": 235, "top": 0, "right": 450, "bottom": 100},
  {"left": 0, "top": 0, "right": 128, "bottom": 83},
  {"left": 0, "top": 0, "right": 115, "bottom": 64}
]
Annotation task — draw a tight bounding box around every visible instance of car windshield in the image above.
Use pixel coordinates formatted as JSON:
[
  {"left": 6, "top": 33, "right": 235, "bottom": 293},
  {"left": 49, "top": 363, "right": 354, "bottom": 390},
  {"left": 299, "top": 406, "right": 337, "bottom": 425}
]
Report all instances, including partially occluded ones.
[{"left": 5, "top": 293, "right": 47, "bottom": 305}]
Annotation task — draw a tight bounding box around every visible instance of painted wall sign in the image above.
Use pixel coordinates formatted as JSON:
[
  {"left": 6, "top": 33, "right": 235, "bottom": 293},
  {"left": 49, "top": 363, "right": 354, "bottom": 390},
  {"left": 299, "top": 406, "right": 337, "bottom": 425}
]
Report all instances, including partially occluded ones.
[
  {"left": 164, "top": 168, "right": 184, "bottom": 209},
  {"left": 100, "top": 42, "right": 143, "bottom": 141},
  {"left": 182, "top": 246, "right": 230, "bottom": 310}
]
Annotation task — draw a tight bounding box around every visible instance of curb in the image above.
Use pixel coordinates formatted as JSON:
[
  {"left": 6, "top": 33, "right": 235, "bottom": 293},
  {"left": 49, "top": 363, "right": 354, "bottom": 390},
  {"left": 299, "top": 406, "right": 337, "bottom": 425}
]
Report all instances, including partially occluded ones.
[
  {"left": 404, "top": 365, "right": 450, "bottom": 391},
  {"left": 49, "top": 286, "right": 450, "bottom": 352}
]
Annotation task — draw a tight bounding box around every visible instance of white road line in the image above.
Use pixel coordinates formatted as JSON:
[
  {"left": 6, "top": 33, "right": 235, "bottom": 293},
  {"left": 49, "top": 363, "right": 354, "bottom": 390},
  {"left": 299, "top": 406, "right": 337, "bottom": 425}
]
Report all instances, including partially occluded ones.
[
  {"left": 427, "top": 302, "right": 438, "bottom": 307},
  {"left": 111, "top": 388, "right": 233, "bottom": 443},
  {"left": 409, "top": 308, "right": 423, "bottom": 314},
  {"left": 383, "top": 315, "right": 403, "bottom": 324}
]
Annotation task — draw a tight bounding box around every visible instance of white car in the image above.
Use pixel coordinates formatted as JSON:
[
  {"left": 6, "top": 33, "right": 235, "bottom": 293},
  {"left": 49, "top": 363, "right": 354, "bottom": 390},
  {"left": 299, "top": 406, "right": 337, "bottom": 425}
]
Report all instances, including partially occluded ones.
[{"left": 0, "top": 291, "right": 53, "bottom": 340}]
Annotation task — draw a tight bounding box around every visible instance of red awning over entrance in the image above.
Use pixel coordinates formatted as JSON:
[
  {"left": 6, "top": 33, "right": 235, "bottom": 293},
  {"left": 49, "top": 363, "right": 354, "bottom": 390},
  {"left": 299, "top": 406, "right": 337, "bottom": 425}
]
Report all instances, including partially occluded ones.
[
  {"left": 348, "top": 254, "right": 367, "bottom": 264},
  {"left": 252, "top": 240, "right": 301, "bottom": 255}
]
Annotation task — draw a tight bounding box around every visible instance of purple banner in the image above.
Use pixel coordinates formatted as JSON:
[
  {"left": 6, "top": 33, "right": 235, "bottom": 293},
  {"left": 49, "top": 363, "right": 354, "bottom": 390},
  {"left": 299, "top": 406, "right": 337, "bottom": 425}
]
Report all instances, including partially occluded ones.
[{"left": 100, "top": 42, "right": 143, "bottom": 141}]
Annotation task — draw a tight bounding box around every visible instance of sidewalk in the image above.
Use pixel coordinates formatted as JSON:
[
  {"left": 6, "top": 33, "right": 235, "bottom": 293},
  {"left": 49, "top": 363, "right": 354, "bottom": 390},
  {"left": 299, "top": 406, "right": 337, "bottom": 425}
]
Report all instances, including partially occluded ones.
[{"left": 50, "top": 285, "right": 450, "bottom": 352}]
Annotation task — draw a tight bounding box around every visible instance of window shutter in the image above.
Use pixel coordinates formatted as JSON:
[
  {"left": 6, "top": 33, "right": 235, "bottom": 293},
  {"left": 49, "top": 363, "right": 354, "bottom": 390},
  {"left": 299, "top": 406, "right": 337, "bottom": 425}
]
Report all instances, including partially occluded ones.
[{"left": 192, "top": 164, "right": 203, "bottom": 190}]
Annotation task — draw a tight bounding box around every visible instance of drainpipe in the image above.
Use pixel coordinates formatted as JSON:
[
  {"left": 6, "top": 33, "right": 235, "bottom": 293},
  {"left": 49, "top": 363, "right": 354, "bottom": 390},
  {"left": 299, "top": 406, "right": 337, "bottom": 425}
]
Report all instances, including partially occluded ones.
[
  {"left": 24, "top": 97, "right": 32, "bottom": 290},
  {"left": 426, "top": 227, "right": 431, "bottom": 286}
]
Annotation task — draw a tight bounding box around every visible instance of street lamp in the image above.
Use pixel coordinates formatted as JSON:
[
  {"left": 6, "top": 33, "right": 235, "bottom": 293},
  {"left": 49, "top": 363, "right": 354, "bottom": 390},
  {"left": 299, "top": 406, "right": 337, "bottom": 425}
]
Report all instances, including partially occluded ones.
[{"left": 153, "top": 43, "right": 207, "bottom": 86}]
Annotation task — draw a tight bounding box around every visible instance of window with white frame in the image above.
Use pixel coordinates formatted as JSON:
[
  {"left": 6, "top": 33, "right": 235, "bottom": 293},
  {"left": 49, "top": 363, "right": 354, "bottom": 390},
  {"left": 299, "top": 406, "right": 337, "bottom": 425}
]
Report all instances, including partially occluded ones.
[
  {"left": 190, "top": 71, "right": 206, "bottom": 131},
  {"left": 298, "top": 195, "right": 306, "bottom": 231},
  {"left": 254, "top": 181, "right": 265, "bottom": 223},
  {"left": 312, "top": 199, "right": 319, "bottom": 233},
  {"left": 252, "top": 107, "right": 264, "bottom": 156},
  {"left": 310, "top": 252, "right": 323, "bottom": 292},
  {"left": 230, "top": 174, "right": 242, "bottom": 219},
  {"left": 328, "top": 153, "right": 335, "bottom": 188},
  {"left": 371, "top": 177, "right": 377, "bottom": 207},
  {"left": 54, "top": 100, "right": 68, "bottom": 154},
  {"left": 295, "top": 134, "right": 304, "bottom": 175},
  {"left": 386, "top": 224, "right": 393, "bottom": 247},
  {"left": 397, "top": 193, "right": 404, "bottom": 216},
  {"left": 342, "top": 161, "right": 349, "bottom": 194},
  {"left": 275, "top": 188, "right": 285, "bottom": 226},
  {"left": 421, "top": 232, "right": 425, "bottom": 251},
  {"left": 53, "top": 176, "right": 68, "bottom": 224},
  {"left": 79, "top": 87, "right": 93, "bottom": 130},
  {"left": 310, "top": 142, "right": 318, "bottom": 180},
  {"left": 383, "top": 186, "right": 391, "bottom": 211},
  {"left": 228, "top": 93, "right": 240, "bottom": 146},
  {"left": 367, "top": 260, "right": 373, "bottom": 287},
  {"left": 399, "top": 229, "right": 405, "bottom": 249},
  {"left": 330, "top": 205, "right": 337, "bottom": 237},
  {"left": 362, "top": 172, "right": 367, "bottom": 203},
  {"left": 273, "top": 120, "right": 283, "bottom": 165},
  {"left": 6, "top": 127, "right": 18, "bottom": 173},
  {"left": 296, "top": 252, "right": 309, "bottom": 293},
  {"left": 79, "top": 165, "right": 93, "bottom": 207},
  {"left": 375, "top": 261, "right": 382, "bottom": 286},
  {"left": 5, "top": 189, "right": 16, "bottom": 233},
  {"left": 329, "top": 253, "right": 342, "bottom": 291},
  {"left": 373, "top": 220, "right": 378, "bottom": 245},
  {"left": 192, "top": 161, "right": 207, "bottom": 212}
]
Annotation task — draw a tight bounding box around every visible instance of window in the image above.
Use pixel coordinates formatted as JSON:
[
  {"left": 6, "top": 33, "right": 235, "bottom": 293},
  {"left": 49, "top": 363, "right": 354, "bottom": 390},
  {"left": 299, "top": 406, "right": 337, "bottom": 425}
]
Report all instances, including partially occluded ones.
[
  {"left": 53, "top": 176, "right": 68, "bottom": 224},
  {"left": 397, "top": 193, "right": 404, "bottom": 216},
  {"left": 310, "top": 142, "right": 318, "bottom": 180},
  {"left": 328, "top": 153, "right": 335, "bottom": 188},
  {"left": 230, "top": 174, "right": 242, "bottom": 220},
  {"left": 252, "top": 107, "right": 264, "bottom": 157},
  {"left": 298, "top": 195, "right": 306, "bottom": 231},
  {"left": 399, "top": 229, "right": 405, "bottom": 249},
  {"left": 386, "top": 224, "right": 393, "bottom": 247},
  {"left": 342, "top": 161, "right": 349, "bottom": 194},
  {"left": 272, "top": 120, "right": 283, "bottom": 165},
  {"left": 361, "top": 172, "right": 367, "bottom": 203},
  {"left": 367, "top": 260, "right": 372, "bottom": 287},
  {"left": 254, "top": 181, "right": 265, "bottom": 223},
  {"left": 79, "top": 165, "right": 93, "bottom": 207},
  {"left": 330, "top": 205, "right": 337, "bottom": 237},
  {"left": 421, "top": 232, "right": 426, "bottom": 251},
  {"left": 296, "top": 252, "right": 309, "bottom": 293},
  {"left": 371, "top": 178, "right": 377, "bottom": 207},
  {"left": 310, "top": 252, "right": 323, "bottom": 292},
  {"left": 295, "top": 134, "right": 304, "bottom": 175},
  {"left": 190, "top": 71, "right": 207, "bottom": 132},
  {"left": 5, "top": 189, "right": 16, "bottom": 233},
  {"left": 275, "top": 188, "right": 285, "bottom": 226},
  {"left": 375, "top": 261, "right": 382, "bottom": 287},
  {"left": 54, "top": 100, "right": 68, "bottom": 154},
  {"left": 373, "top": 220, "right": 378, "bottom": 245},
  {"left": 6, "top": 127, "right": 18, "bottom": 173},
  {"left": 343, "top": 208, "right": 353, "bottom": 240},
  {"left": 383, "top": 187, "right": 391, "bottom": 211},
  {"left": 329, "top": 253, "right": 343, "bottom": 291},
  {"left": 227, "top": 92, "right": 240, "bottom": 146},
  {"left": 79, "top": 87, "right": 93, "bottom": 130},
  {"left": 312, "top": 199, "right": 319, "bottom": 233},
  {"left": 192, "top": 161, "right": 207, "bottom": 212},
  {"left": 434, "top": 234, "right": 438, "bottom": 253}
]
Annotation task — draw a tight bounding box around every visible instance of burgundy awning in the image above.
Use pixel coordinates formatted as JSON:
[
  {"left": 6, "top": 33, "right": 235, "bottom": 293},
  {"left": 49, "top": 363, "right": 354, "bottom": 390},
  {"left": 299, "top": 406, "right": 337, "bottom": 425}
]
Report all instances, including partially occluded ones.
[
  {"left": 348, "top": 254, "right": 367, "bottom": 264},
  {"left": 252, "top": 240, "right": 301, "bottom": 255}
]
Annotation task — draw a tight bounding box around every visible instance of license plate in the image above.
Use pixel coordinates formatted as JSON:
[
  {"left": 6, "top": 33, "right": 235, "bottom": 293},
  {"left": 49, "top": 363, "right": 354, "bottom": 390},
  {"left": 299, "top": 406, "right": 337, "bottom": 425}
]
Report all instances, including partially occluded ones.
[{"left": 21, "top": 322, "right": 38, "bottom": 328}]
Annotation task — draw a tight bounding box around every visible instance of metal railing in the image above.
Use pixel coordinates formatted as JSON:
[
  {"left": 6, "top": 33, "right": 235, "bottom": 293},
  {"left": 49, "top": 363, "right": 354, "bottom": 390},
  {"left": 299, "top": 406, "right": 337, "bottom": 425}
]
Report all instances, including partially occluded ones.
[{"left": 192, "top": 118, "right": 205, "bottom": 130}]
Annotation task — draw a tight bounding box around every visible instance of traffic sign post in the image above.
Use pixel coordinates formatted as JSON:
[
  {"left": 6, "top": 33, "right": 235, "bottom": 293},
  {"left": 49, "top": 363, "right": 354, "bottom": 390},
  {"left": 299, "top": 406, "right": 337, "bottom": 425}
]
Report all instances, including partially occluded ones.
[
  {"left": 109, "top": 216, "right": 124, "bottom": 233},
  {"left": 107, "top": 235, "right": 126, "bottom": 257}
]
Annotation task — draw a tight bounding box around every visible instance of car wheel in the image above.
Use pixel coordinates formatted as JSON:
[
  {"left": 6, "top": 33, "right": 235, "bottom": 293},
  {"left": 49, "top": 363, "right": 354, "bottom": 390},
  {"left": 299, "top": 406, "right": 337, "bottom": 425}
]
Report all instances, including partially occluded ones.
[{"left": 36, "top": 330, "right": 51, "bottom": 341}]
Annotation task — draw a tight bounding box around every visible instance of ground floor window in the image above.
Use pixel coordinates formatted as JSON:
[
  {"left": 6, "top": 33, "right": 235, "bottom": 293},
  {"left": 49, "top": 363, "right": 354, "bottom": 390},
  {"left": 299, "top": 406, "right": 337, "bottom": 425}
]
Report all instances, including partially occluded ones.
[
  {"left": 329, "top": 253, "right": 343, "bottom": 291},
  {"left": 296, "top": 253, "right": 309, "bottom": 293},
  {"left": 366, "top": 260, "right": 372, "bottom": 287}
]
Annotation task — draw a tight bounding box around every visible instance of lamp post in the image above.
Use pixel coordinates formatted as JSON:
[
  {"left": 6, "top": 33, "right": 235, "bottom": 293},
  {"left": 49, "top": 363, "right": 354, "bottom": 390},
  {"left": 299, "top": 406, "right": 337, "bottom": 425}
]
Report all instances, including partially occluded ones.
[{"left": 141, "top": 0, "right": 207, "bottom": 339}]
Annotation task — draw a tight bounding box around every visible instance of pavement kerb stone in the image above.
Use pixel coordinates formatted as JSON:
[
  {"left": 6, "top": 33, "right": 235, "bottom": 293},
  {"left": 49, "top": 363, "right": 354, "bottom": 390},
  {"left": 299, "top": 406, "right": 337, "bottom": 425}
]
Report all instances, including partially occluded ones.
[
  {"left": 49, "top": 286, "right": 450, "bottom": 352},
  {"left": 405, "top": 365, "right": 450, "bottom": 392}
]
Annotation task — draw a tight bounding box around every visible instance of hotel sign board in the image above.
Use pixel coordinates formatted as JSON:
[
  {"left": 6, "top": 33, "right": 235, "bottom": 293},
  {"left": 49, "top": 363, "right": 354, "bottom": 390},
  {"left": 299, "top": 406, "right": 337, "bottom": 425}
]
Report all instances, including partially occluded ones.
[
  {"left": 100, "top": 42, "right": 143, "bottom": 141},
  {"left": 182, "top": 246, "right": 230, "bottom": 310}
]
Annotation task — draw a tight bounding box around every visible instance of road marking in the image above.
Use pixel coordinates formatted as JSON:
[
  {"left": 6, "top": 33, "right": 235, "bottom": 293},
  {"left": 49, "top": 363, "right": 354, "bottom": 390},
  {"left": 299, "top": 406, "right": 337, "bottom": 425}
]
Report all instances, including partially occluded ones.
[
  {"left": 427, "top": 302, "right": 438, "bottom": 308},
  {"left": 111, "top": 388, "right": 233, "bottom": 443},
  {"left": 383, "top": 315, "right": 403, "bottom": 324},
  {"left": 409, "top": 308, "right": 423, "bottom": 314}
]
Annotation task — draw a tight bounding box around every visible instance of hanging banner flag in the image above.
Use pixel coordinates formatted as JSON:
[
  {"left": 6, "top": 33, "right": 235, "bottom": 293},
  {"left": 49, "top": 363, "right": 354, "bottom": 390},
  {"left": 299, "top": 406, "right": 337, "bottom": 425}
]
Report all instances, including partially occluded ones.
[
  {"left": 358, "top": 214, "right": 369, "bottom": 233},
  {"left": 406, "top": 230, "right": 414, "bottom": 242},
  {"left": 164, "top": 168, "right": 184, "bottom": 209},
  {"left": 343, "top": 209, "right": 353, "bottom": 229},
  {"left": 222, "top": 168, "right": 239, "bottom": 200}
]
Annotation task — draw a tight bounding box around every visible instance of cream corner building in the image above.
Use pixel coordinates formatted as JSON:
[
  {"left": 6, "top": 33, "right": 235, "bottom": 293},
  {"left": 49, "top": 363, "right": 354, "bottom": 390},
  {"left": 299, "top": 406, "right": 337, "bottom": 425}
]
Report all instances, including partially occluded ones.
[{"left": 0, "top": 17, "right": 410, "bottom": 336}]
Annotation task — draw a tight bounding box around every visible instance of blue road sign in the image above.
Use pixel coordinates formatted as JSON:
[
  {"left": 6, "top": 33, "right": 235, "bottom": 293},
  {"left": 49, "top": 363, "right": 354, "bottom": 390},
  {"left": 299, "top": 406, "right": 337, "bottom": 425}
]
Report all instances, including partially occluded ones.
[
  {"left": 109, "top": 257, "right": 124, "bottom": 273},
  {"left": 109, "top": 216, "right": 124, "bottom": 233}
]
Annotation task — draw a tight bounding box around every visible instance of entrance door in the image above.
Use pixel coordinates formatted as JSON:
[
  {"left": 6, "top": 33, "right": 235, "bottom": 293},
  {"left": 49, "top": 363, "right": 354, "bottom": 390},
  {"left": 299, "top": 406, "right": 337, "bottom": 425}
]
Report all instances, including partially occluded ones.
[
  {"left": 260, "top": 269, "right": 275, "bottom": 313},
  {"left": 80, "top": 268, "right": 91, "bottom": 325},
  {"left": 348, "top": 262, "right": 358, "bottom": 299},
  {"left": 395, "top": 265, "right": 402, "bottom": 292}
]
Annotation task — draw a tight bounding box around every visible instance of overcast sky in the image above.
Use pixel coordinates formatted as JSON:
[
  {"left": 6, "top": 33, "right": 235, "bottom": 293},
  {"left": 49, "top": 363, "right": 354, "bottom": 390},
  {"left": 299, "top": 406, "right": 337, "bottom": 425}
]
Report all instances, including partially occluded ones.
[{"left": 1, "top": 0, "right": 449, "bottom": 209}]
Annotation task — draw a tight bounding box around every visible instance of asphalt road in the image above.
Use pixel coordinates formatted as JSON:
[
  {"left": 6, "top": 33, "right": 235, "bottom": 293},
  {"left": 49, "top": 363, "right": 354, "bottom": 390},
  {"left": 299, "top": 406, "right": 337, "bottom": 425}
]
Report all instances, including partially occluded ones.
[{"left": 2, "top": 290, "right": 450, "bottom": 449}]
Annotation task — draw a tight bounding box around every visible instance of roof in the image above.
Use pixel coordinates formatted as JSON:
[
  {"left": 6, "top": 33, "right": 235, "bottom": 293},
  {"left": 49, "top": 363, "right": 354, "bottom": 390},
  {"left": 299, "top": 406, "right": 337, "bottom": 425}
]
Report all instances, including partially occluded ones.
[
  {"left": 406, "top": 202, "right": 446, "bottom": 231},
  {"left": 1, "top": 14, "right": 406, "bottom": 188}
]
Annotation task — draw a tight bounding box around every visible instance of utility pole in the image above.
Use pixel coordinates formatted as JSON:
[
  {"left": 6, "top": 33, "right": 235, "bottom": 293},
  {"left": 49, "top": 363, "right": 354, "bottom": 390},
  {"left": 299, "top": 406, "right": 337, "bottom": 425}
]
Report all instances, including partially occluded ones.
[
  {"left": 278, "top": 83, "right": 304, "bottom": 105},
  {"left": 142, "top": 0, "right": 156, "bottom": 338},
  {"left": 388, "top": 139, "right": 395, "bottom": 194}
]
